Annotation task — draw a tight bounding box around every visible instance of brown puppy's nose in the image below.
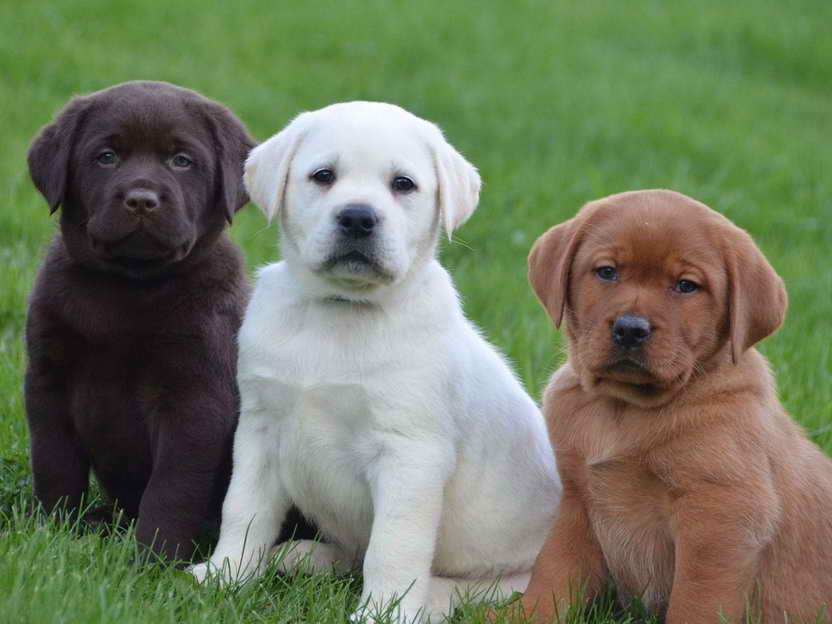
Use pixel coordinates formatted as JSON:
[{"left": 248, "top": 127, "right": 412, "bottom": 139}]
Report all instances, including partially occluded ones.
[
  {"left": 124, "top": 189, "right": 159, "bottom": 215},
  {"left": 612, "top": 315, "right": 651, "bottom": 349}
]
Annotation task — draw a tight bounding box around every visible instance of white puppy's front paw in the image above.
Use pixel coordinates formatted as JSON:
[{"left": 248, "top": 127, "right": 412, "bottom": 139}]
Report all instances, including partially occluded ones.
[
  {"left": 350, "top": 595, "right": 428, "bottom": 624},
  {"left": 187, "top": 558, "right": 248, "bottom": 586},
  {"left": 188, "top": 561, "right": 212, "bottom": 584},
  {"left": 394, "top": 599, "right": 430, "bottom": 624},
  {"left": 348, "top": 609, "right": 366, "bottom": 623},
  {"left": 275, "top": 540, "right": 347, "bottom": 575}
]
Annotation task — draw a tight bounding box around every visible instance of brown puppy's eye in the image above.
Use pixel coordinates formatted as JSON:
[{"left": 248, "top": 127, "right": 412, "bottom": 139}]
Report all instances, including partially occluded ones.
[
  {"left": 594, "top": 266, "right": 618, "bottom": 281},
  {"left": 392, "top": 176, "right": 416, "bottom": 193},
  {"left": 311, "top": 169, "right": 336, "bottom": 185},
  {"left": 675, "top": 279, "right": 699, "bottom": 294},
  {"left": 96, "top": 150, "right": 118, "bottom": 166},
  {"left": 171, "top": 154, "right": 193, "bottom": 169}
]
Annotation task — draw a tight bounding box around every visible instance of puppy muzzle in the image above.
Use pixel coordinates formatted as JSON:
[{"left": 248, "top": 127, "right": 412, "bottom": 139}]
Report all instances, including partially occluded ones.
[
  {"left": 335, "top": 204, "right": 378, "bottom": 240},
  {"left": 316, "top": 203, "right": 396, "bottom": 284},
  {"left": 612, "top": 314, "right": 652, "bottom": 351}
]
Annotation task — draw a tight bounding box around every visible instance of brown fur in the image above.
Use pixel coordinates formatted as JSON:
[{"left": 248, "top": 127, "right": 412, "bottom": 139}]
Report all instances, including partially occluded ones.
[
  {"left": 25, "top": 81, "right": 315, "bottom": 562},
  {"left": 520, "top": 190, "right": 832, "bottom": 622}
]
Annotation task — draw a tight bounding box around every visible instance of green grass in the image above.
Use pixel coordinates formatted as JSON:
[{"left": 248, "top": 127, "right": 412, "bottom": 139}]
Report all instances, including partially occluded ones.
[{"left": 1, "top": 0, "right": 830, "bottom": 622}]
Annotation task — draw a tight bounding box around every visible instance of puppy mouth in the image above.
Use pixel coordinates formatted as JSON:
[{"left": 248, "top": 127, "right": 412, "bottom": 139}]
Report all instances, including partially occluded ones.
[
  {"left": 328, "top": 250, "right": 374, "bottom": 266},
  {"left": 91, "top": 233, "right": 191, "bottom": 275},
  {"left": 606, "top": 356, "right": 650, "bottom": 374},
  {"left": 598, "top": 356, "right": 661, "bottom": 386},
  {"left": 585, "top": 351, "right": 694, "bottom": 407},
  {"left": 608, "top": 357, "right": 650, "bottom": 374},
  {"left": 320, "top": 250, "right": 394, "bottom": 284},
  {"left": 108, "top": 251, "right": 176, "bottom": 271}
]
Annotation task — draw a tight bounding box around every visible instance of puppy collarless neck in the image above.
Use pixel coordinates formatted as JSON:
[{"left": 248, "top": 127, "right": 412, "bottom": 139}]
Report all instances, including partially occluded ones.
[{"left": 321, "top": 294, "right": 372, "bottom": 306}]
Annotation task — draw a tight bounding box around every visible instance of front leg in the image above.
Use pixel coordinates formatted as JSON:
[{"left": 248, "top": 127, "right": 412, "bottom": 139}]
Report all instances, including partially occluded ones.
[
  {"left": 25, "top": 364, "right": 89, "bottom": 516},
  {"left": 354, "top": 437, "right": 455, "bottom": 623},
  {"left": 190, "top": 410, "right": 291, "bottom": 584},
  {"left": 135, "top": 381, "right": 240, "bottom": 564},
  {"left": 520, "top": 470, "right": 607, "bottom": 622},
  {"left": 665, "top": 482, "right": 778, "bottom": 624}
]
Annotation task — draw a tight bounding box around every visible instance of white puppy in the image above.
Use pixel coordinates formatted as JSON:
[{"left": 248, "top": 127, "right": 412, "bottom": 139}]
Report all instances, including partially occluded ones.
[{"left": 190, "top": 102, "right": 561, "bottom": 622}]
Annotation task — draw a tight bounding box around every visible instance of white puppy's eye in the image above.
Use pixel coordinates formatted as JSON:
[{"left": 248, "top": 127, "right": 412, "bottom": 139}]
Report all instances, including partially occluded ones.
[
  {"left": 311, "top": 169, "right": 336, "bottom": 185},
  {"left": 392, "top": 176, "right": 416, "bottom": 193}
]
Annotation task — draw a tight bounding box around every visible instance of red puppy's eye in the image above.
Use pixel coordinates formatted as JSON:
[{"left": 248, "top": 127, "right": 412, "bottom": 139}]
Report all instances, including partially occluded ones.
[
  {"left": 594, "top": 266, "right": 618, "bottom": 281},
  {"left": 675, "top": 279, "right": 699, "bottom": 294}
]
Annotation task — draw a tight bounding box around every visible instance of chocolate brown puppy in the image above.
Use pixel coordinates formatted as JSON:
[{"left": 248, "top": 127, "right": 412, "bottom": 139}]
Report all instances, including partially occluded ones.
[
  {"left": 25, "top": 81, "right": 313, "bottom": 562},
  {"left": 521, "top": 190, "right": 832, "bottom": 622}
]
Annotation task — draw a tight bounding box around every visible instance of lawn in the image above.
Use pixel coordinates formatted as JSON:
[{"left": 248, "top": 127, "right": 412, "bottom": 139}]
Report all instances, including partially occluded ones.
[{"left": 1, "top": 1, "right": 830, "bottom": 622}]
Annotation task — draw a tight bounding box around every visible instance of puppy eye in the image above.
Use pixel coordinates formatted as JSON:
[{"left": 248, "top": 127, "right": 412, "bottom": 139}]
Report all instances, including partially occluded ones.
[
  {"left": 594, "top": 266, "right": 618, "bottom": 281},
  {"left": 171, "top": 154, "right": 193, "bottom": 169},
  {"left": 96, "top": 150, "right": 118, "bottom": 167},
  {"left": 675, "top": 279, "right": 699, "bottom": 294},
  {"left": 392, "top": 176, "right": 416, "bottom": 193},
  {"left": 311, "top": 169, "right": 336, "bottom": 185}
]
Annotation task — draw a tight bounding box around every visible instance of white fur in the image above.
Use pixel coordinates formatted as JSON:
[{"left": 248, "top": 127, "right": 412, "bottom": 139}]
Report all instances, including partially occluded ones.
[{"left": 190, "top": 102, "right": 561, "bottom": 622}]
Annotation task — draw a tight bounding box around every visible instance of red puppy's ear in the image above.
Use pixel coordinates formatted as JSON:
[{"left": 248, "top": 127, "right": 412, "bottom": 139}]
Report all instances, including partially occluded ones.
[
  {"left": 724, "top": 226, "right": 787, "bottom": 363},
  {"left": 528, "top": 214, "right": 585, "bottom": 329}
]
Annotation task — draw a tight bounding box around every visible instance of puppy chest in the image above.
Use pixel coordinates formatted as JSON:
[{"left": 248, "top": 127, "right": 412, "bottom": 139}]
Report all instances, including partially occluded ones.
[
  {"left": 70, "top": 348, "right": 148, "bottom": 421},
  {"left": 68, "top": 341, "right": 220, "bottom": 473},
  {"left": 271, "top": 381, "right": 377, "bottom": 549},
  {"left": 584, "top": 459, "right": 675, "bottom": 612},
  {"left": 69, "top": 363, "right": 154, "bottom": 486}
]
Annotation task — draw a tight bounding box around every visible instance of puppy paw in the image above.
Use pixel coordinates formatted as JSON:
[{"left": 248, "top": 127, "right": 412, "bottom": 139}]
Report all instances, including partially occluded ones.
[
  {"left": 483, "top": 599, "right": 527, "bottom": 623},
  {"left": 348, "top": 609, "right": 366, "bottom": 623},
  {"left": 188, "top": 562, "right": 212, "bottom": 584},
  {"left": 188, "top": 556, "right": 267, "bottom": 587},
  {"left": 350, "top": 597, "right": 428, "bottom": 624},
  {"left": 188, "top": 560, "right": 238, "bottom": 585},
  {"left": 275, "top": 540, "right": 347, "bottom": 575}
]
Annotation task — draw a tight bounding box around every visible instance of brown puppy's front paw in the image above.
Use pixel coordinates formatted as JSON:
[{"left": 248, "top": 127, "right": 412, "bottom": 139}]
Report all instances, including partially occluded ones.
[
  {"left": 518, "top": 595, "right": 556, "bottom": 624},
  {"left": 484, "top": 595, "right": 552, "bottom": 624},
  {"left": 77, "top": 505, "right": 130, "bottom": 536}
]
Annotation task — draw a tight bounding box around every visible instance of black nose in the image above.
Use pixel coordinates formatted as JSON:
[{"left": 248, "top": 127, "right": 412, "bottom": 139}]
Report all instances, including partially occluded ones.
[
  {"left": 612, "top": 315, "right": 652, "bottom": 349},
  {"left": 124, "top": 189, "right": 159, "bottom": 215},
  {"left": 336, "top": 205, "right": 378, "bottom": 239}
]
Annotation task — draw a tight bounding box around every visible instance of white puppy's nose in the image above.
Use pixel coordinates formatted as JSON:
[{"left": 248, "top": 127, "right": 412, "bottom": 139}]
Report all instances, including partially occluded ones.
[{"left": 335, "top": 204, "right": 378, "bottom": 239}]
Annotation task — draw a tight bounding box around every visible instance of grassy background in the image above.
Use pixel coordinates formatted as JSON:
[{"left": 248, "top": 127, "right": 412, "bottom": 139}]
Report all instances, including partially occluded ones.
[{"left": 1, "top": 0, "right": 830, "bottom": 622}]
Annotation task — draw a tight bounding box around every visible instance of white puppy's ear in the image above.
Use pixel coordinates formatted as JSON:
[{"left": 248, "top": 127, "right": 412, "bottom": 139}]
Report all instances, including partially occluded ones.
[
  {"left": 425, "top": 123, "right": 481, "bottom": 239},
  {"left": 244, "top": 112, "right": 311, "bottom": 222}
]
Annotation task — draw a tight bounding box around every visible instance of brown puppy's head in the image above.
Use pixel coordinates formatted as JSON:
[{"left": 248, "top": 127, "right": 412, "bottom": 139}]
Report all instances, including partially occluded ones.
[
  {"left": 28, "top": 81, "right": 254, "bottom": 279},
  {"left": 529, "top": 190, "right": 787, "bottom": 407}
]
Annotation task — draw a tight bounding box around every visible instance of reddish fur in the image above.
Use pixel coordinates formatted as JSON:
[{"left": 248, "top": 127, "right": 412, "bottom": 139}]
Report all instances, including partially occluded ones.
[{"left": 521, "top": 190, "right": 832, "bottom": 623}]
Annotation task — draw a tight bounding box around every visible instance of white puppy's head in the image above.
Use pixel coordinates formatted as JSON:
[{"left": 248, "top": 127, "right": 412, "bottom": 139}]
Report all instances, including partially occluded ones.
[{"left": 244, "top": 102, "right": 480, "bottom": 300}]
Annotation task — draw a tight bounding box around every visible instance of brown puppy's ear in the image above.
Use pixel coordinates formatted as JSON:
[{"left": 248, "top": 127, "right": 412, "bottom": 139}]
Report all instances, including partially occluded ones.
[
  {"left": 28, "top": 96, "right": 91, "bottom": 213},
  {"left": 528, "top": 215, "right": 584, "bottom": 329},
  {"left": 724, "top": 227, "right": 788, "bottom": 363},
  {"left": 197, "top": 100, "right": 256, "bottom": 224}
]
